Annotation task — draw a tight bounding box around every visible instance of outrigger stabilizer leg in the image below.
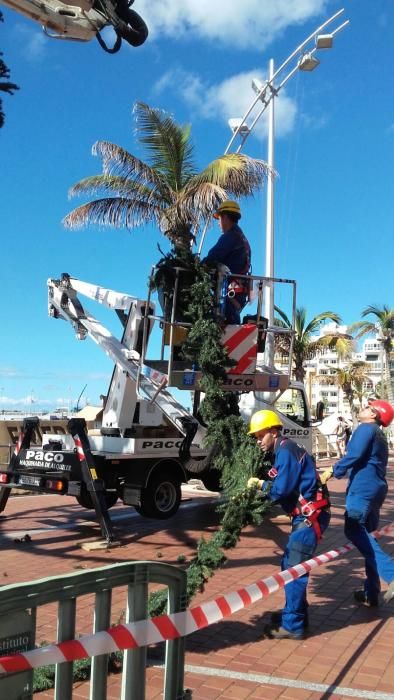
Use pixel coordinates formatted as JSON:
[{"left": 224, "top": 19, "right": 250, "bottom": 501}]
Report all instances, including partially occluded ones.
[
  {"left": 0, "top": 417, "right": 39, "bottom": 513},
  {"left": 67, "top": 418, "right": 116, "bottom": 544}
]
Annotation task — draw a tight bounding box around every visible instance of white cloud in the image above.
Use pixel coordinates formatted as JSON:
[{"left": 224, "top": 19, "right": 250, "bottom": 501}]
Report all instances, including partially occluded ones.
[
  {"left": 301, "top": 111, "right": 328, "bottom": 131},
  {"left": 15, "top": 24, "right": 47, "bottom": 61},
  {"left": 138, "top": 0, "right": 329, "bottom": 49},
  {"left": 0, "top": 394, "right": 51, "bottom": 406},
  {"left": 0, "top": 367, "right": 22, "bottom": 378},
  {"left": 154, "top": 67, "right": 297, "bottom": 141}
]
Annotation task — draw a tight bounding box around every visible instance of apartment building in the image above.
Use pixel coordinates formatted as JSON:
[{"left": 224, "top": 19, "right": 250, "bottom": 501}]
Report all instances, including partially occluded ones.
[{"left": 304, "top": 323, "right": 384, "bottom": 418}]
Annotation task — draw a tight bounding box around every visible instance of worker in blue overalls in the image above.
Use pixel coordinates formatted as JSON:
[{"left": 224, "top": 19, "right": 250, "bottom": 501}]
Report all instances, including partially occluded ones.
[
  {"left": 321, "top": 399, "right": 394, "bottom": 606},
  {"left": 247, "top": 409, "right": 330, "bottom": 639},
  {"left": 204, "top": 200, "right": 251, "bottom": 324}
]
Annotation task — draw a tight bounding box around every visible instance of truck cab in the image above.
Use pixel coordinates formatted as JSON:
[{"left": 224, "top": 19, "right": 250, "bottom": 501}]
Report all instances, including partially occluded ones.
[{"left": 239, "top": 381, "right": 312, "bottom": 453}]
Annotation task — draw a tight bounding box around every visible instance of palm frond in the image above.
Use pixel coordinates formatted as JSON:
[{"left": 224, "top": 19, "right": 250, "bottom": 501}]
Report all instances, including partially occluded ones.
[
  {"left": 303, "top": 311, "right": 341, "bottom": 336},
  {"left": 318, "top": 334, "right": 354, "bottom": 358},
  {"left": 63, "top": 197, "right": 162, "bottom": 231},
  {"left": 349, "top": 320, "right": 376, "bottom": 338},
  {"left": 361, "top": 304, "right": 391, "bottom": 320},
  {"left": 133, "top": 102, "right": 196, "bottom": 190},
  {"left": 274, "top": 306, "right": 291, "bottom": 328},
  {"left": 173, "top": 182, "right": 228, "bottom": 226},
  {"left": 68, "top": 175, "right": 164, "bottom": 205},
  {"left": 189, "top": 153, "right": 270, "bottom": 196},
  {"left": 91, "top": 141, "right": 172, "bottom": 197}
]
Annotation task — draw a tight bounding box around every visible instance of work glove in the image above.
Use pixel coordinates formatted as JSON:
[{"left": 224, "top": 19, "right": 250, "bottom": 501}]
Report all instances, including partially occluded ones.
[
  {"left": 319, "top": 467, "right": 334, "bottom": 485},
  {"left": 247, "top": 477, "right": 264, "bottom": 490}
]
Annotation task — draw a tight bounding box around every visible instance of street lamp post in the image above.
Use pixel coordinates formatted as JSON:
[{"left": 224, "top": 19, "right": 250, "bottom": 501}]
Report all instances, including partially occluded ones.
[
  {"left": 219, "top": 8, "right": 349, "bottom": 368},
  {"left": 263, "top": 58, "right": 275, "bottom": 366}
]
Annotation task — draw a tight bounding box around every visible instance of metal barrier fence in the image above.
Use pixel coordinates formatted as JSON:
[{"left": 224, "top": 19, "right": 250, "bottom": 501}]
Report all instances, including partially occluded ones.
[
  {"left": 312, "top": 430, "right": 338, "bottom": 460},
  {"left": 0, "top": 561, "right": 188, "bottom": 700}
]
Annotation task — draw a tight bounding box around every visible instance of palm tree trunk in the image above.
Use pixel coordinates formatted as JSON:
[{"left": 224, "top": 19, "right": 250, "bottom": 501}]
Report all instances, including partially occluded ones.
[
  {"left": 294, "top": 363, "right": 305, "bottom": 383},
  {"left": 384, "top": 348, "right": 394, "bottom": 403},
  {"left": 344, "top": 385, "right": 359, "bottom": 428}
]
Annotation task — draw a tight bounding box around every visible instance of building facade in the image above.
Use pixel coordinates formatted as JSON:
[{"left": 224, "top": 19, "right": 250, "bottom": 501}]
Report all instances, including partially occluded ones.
[{"left": 304, "top": 323, "right": 384, "bottom": 419}]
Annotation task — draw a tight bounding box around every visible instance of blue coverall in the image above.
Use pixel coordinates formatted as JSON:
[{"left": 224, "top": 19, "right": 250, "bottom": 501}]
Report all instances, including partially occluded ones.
[
  {"left": 333, "top": 423, "right": 394, "bottom": 604},
  {"left": 262, "top": 438, "right": 330, "bottom": 635},
  {"left": 205, "top": 223, "right": 251, "bottom": 324}
]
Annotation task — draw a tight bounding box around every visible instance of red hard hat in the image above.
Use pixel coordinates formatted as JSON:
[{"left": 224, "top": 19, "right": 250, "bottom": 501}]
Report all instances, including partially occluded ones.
[{"left": 368, "top": 400, "right": 394, "bottom": 427}]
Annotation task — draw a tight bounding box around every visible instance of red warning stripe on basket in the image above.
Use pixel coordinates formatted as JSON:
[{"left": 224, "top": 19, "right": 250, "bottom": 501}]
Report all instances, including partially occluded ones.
[
  {"left": 224, "top": 324, "right": 256, "bottom": 355},
  {"left": 223, "top": 324, "right": 257, "bottom": 374}
]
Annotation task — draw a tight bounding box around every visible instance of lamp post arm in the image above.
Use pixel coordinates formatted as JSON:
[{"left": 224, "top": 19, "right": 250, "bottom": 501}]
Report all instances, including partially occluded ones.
[
  {"left": 270, "top": 8, "right": 345, "bottom": 87},
  {"left": 224, "top": 90, "right": 264, "bottom": 154},
  {"left": 224, "top": 8, "right": 346, "bottom": 155},
  {"left": 197, "top": 218, "right": 210, "bottom": 256},
  {"left": 198, "top": 9, "right": 349, "bottom": 256}
]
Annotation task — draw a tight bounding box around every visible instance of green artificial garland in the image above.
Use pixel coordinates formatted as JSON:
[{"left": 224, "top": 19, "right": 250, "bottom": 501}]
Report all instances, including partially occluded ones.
[
  {"left": 33, "top": 251, "right": 274, "bottom": 692},
  {"left": 147, "top": 252, "right": 273, "bottom": 616}
]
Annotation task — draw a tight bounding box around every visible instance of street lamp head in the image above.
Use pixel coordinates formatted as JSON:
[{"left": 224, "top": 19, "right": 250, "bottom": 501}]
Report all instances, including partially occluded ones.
[
  {"left": 298, "top": 52, "right": 320, "bottom": 72},
  {"left": 228, "top": 118, "right": 251, "bottom": 137},
  {"left": 251, "top": 78, "right": 266, "bottom": 99},
  {"left": 316, "top": 33, "right": 333, "bottom": 49}
]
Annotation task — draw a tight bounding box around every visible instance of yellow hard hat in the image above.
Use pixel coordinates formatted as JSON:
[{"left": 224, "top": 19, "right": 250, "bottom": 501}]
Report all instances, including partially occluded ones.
[
  {"left": 248, "top": 409, "right": 283, "bottom": 435},
  {"left": 213, "top": 200, "right": 241, "bottom": 219}
]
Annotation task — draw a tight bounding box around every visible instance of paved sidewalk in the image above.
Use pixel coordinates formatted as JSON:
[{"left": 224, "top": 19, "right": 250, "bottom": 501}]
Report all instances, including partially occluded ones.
[{"left": 1, "top": 457, "right": 394, "bottom": 699}]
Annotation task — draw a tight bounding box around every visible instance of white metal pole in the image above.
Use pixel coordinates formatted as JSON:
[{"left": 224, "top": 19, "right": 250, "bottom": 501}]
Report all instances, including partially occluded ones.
[{"left": 264, "top": 58, "right": 275, "bottom": 369}]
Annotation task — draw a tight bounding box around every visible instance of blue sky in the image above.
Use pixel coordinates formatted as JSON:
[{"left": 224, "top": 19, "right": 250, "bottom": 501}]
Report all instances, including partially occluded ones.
[{"left": 0, "top": 0, "right": 393, "bottom": 410}]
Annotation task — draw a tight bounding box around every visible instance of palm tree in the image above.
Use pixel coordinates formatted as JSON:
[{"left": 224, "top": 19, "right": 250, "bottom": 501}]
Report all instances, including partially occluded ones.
[
  {"left": 274, "top": 307, "right": 352, "bottom": 382},
  {"left": 63, "top": 102, "right": 270, "bottom": 251},
  {"left": 350, "top": 305, "right": 394, "bottom": 404},
  {"left": 318, "top": 361, "right": 371, "bottom": 426}
]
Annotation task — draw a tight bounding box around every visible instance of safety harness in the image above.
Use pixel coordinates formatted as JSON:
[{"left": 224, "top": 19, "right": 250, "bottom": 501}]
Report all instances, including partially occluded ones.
[
  {"left": 272, "top": 439, "right": 330, "bottom": 541},
  {"left": 291, "top": 483, "right": 330, "bottom": 541},
  {"left": 227, "top": 233, "right": 252, "bottom": 311}
]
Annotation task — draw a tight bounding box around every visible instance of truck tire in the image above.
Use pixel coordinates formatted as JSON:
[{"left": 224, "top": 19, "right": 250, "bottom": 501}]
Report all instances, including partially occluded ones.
[
  {"left": 138, "top": 471, "right": 181, "bottom": 519},
  {"left": 200, "top": 469, "right": 221, "bottom": 492},
  {"left": 76, "top": 485, "right": 118, "bottom": 510}
]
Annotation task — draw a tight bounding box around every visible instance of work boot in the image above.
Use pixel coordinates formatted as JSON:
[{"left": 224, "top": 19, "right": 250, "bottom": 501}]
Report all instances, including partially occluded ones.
[
  {"left": 353, "top": 589, "right": 379, "bottom": 607},
  {"left": 270, "top": 611, "right": 282, "bottom": 626},
  {"left": 264, "top": 623, "right": 306, "bottom": 640},
  {"left": 383, "top": 581, "right": 394, "bottom": 603},
  {"left": 271, "top": 611, "right": 309, "bottom": 629}
]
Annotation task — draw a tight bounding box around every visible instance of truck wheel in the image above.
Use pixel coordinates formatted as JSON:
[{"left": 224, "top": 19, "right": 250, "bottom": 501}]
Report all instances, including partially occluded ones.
[
  {"left": 76, "top": 485, "right": 118, "bottom": 510},
  {"left": 138, "top": 471, "right": 181, "bottom": 519},
  {"left": 201, "top": 470, "right": 221, "bottom": 492}
]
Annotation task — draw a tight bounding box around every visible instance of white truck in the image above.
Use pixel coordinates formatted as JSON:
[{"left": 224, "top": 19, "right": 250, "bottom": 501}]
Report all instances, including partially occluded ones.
[{"left": 0, "top": 268, "right": 312, "bottom": 542}]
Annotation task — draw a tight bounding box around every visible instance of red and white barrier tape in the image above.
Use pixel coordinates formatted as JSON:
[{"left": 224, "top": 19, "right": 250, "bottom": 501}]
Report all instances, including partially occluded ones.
[{"left": 1, "top": 522, "right": 394, "bottom": 675}]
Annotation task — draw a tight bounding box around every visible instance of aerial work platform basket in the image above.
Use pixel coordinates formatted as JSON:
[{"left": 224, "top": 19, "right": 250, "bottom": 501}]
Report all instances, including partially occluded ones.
[{"left": 140, "top": 265, "right": 297, "bottom": 395}]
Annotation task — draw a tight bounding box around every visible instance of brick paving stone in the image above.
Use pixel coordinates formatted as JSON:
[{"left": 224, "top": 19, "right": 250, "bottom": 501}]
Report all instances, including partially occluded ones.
[
  {"left": 213, "top": 683, "right": 254, "bottom": 699},
  {"left": 376, "top": 681, "right": 394, "bottom": 694},
  {"left": 252, "top": 662, "right": 280, "bottom": 674},
  {"left": 278, "top": 688, "right": 315, "bottom": 700},
  {"left": 248, "top": 687, "right": 285, "bottom": 700},
  {"left": 277, "top": 661, "right": 307, "bottom": 676}
]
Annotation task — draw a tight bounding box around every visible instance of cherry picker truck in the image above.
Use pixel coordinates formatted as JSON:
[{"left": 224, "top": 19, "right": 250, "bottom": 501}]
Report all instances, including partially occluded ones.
[{"left": 0, "top": 268, "right": 312, "bottom": 543}]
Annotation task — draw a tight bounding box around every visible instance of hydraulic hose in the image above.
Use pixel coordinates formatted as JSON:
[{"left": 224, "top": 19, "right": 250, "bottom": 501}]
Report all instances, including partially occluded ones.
[
  {"left": 178, "top": 416, "right": 219, "bottom": 475},
  {"left": 114, "top": 6, "right": 148, "bottom": 47}
]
